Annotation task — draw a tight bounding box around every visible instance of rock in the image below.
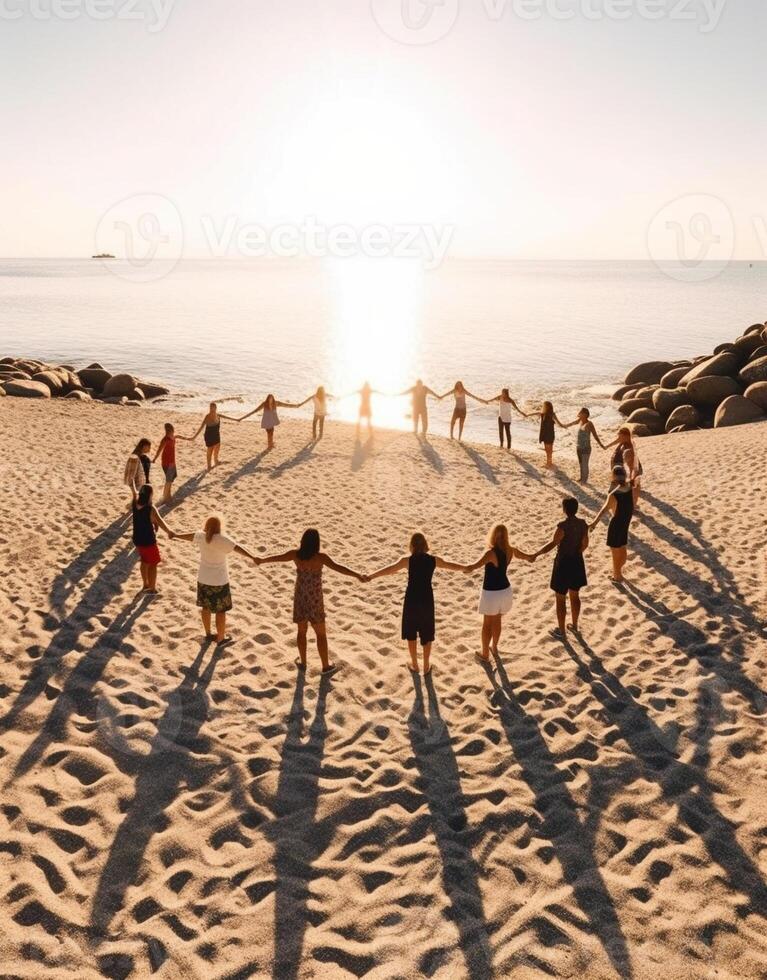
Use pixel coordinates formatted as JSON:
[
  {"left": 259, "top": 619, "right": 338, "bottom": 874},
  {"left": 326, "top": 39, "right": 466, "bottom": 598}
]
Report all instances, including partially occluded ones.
[
  {"left": 136, "top": 381, "right": 170, "bottom": 400},
  {"left": 653, "top": 387, "right": 690, "bottom": 416},
  {"left": 747, "top": 346, "right": 767, "bottom": 363},
  {"left": 0, "top": 385, "right": 5, "bottom": 396},
  {"left": 633, "top": 385, "right": 660, "bottom": 400},
  {"left": 102, "top": 373, "right": 138, "bottom": 398},
  {"left": 627, "top": 408, "right": 665, "bottom": 434},
  {"left": 626, "top": 423, "right": 653, "bottom": 438},
  {"left": 86, "top": 362, "right": 106, "bottom": 370},
  {"left": 0, "top": 357, "right": 14, "bottom": 364},
  {"left": 101, "top": 395, "right": 129, "bottom": 405},
  {"left": 660, "top": 366, "right": 690, "bottom": 389},
  {"left": 685, "top": 375, "right": 742, "bottom": 408},
  {"left": 15, "top": 360, "right": 47, "bottom": 375},
  {"left": 739, "top": 355, "right": 767, "bottom": 386},
  {"left": 4, "top": 379, "right": 52, "bottom": 398},
  {"left": 32, "top": 370, "right": 66, "bottom": 395},
  {"left": 714, "top": 395, "right": 765, "bottom": 428},
  {"left": 129, "top": 388, "right": 145, "bottom": 401},
  {"left": 762, "top": 326, "right": 767, "bottom": 344},
  {"left": 665, "top": 404, "right": 701, "bottom": 431},
  {"left": 669, "top": 424, "right": 700, "bottom": 433},
  {"left": 124, "top": 400, "right": 143, "bottom": 408},
  {"left": 713, "top": 342, "right": 738, "bottom": 356},
  {"left": 59, "top": 363, "right": 76, "bottom": 371},
  {"left": 65, "top": 390, "right": 92, "bottom": 401},
  {"left": 733, "top": 333, "right": 765, "bottom": 359},
  {"left": 612, "top": 385, "right": 640, "bottom": 401},
  {"left": 681, "top": 352, "right": 741, "bottom": 385},
  {"left": 619, "top": 396, "right": 654, "bottom": 417},
  {"left": 744, "top": 323, "right": 765, "bottom": 336},
  {"left": 624, "top": 361, "right": 676, "bottom": 386},
  {"left": 0, "top": 368, "right": 30, "bottom": 380},
  {"left": 745, "top": 382, "right": 767, "bottom": 412},
  {"left": 77, "top": 367, "right": 112, "bottom": 392}
]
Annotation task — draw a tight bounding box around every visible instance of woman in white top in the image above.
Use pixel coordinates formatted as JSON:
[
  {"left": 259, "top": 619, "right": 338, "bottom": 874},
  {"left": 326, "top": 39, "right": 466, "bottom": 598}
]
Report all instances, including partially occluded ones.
[
  {"left": 309, "top": 386, "right": 335, "bottom": 441},
  {"left": 484, "top": 388, "right": 524, "bottom": 450},
  {"left": 238, "top": 393, "right": 305, "bottom": 451},
  {"left": 173, "top": 515, "right": 257, "bottom": 645}
]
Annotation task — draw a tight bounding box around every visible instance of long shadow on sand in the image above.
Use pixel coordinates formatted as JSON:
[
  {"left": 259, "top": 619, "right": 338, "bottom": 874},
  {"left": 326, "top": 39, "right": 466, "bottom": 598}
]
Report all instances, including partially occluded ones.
[
  {"left": 407, "top": 672, "right": 494, "bottom": 979},
  {"left": 267, "top": 670, "right": 331, "bottom": 980},
  {"left": 90, "top": 642, "right": 221, "bottom": 937},
  {"left": 565, "top": 632, "right": 767, "bottom": 916},
  {"left": 480, "top": 655, "right": 633, "bottom": 979},
  {"left": 351, "top": 437, "right": 374, "bottom": 472},
  {"left": 223, "top": 450, "right": 270, "bottom": 489},
  {"left": 417, "top": 434, "right": 444, "bottom": 475},
  {"left": 269, "top": 440, "right": 316, "bottom": 479},
  {"left": 11, "top": 592, "right": 153, "bottom": 779},
  {"left": 458, "top": 442, "right": 498, "bottom": 485}
]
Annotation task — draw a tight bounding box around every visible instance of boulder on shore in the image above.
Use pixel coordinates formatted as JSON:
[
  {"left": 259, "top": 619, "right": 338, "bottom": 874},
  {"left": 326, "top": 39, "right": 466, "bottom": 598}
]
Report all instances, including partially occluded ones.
[
  {"left": 619, "top": 396, "right": 654, "bottom": 417},
  {"left": 653, "top": 387, "right": 690, "bottom": 416},
  {"left": 681, "top": 352, "right": 741, "bottom": 385},
  {"left": 685, "top": 375, "right": 742, "bottom": 408},
  {"left": 660, "top": 366, "right": 690, "bottom": 389},
  {"left": 714, "top": 395, "right": 765, "bottom": 428},
  {"left": 744, "top": 323, "right": 765, "bottom": 336},
  {"left": 626, "top": 422, "right": 654, "bottom": 438},
  {"left": 65, "top": 390, "right": 92, "bottom": 401},
  {"left": 739, "top": 355, "right": 767, "bottom": 386},
  {"left": 102, "top": 373, "right": 138, "bottom": 398},
  {"left": 665, "top": 405, "right": 701, "bottom": 431},
  {"left": 77, "top": 368, "right": 111, "bottom": 392},
  {"left": 624, "top": 361, "right": 675, "bottom": 386},
  {"left": 745, "top": 382, "right": 767, "bottom": 412},
  {"left": 627, "top": 408, "right": 665, "bottom": 434},
  {"left": 4, "top": 379, "right": 52, "bottom": 399},
  {"left": 734, "top": 333, "right": 765, "bottom": 359},
  {"left": 747, "top": 346, "right": 767, "bottom": 363},
  {"left": 32, "top": 370, "right": 65, "bottom": 395},
  {"left": 136, "top": 381, "right": 170, "bottom": 400}
]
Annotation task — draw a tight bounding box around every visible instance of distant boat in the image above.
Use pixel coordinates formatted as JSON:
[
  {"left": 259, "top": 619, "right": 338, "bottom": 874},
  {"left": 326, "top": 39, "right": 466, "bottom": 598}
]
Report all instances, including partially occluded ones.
[{"left": 92, "top": 253, "right": 116, "bottom": 259}]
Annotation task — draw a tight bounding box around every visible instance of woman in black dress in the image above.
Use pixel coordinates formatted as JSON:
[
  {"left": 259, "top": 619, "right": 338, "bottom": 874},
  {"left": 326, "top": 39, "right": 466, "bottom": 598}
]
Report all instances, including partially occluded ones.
[
  {"left": 535, "top": 497, "right": 589, "bottom": 637},
  {"left": 523, "top": 400, "right": 567, "bottom": 468},
  {"left": 590, "top": 465, "right": 638, "bottom": 582},
  {"left": 365, "top": 532, "right": 470, "bottom": 675}
]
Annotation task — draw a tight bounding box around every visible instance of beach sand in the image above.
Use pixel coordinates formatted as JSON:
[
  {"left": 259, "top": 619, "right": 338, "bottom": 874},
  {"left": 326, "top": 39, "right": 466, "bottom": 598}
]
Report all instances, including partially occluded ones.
[{"left": 0, "top": 398, "right": 766, "bottom": 980}]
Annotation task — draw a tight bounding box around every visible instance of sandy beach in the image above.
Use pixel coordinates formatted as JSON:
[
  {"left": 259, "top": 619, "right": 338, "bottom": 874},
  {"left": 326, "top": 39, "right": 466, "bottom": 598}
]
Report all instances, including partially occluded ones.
[{"left": 1, "top": 397, "right": 766, "bottom": 980}]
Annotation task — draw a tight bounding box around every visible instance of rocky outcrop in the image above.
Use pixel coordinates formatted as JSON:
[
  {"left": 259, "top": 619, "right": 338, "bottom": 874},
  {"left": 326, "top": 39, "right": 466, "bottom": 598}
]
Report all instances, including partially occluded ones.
[
  {"left": 685, "top": 375, "right": 742, "bottom": 408},
  {"left": 744, "top": 382, "right": 767, "bottom": 412},
  {"left": 714, "top": 395, "right": 765, "bottom": 428},
  {"left": 740, "top": 356, "right": 767, "bottom": 386},
  {"left": 1, "top": 358, "right": 171, "bottom": 405},
  {"left": 623, "top": 361, "right": 675, "bottom": 386},
  {"left": 3, "top": 379, "right": 51, "bottom": 398}
]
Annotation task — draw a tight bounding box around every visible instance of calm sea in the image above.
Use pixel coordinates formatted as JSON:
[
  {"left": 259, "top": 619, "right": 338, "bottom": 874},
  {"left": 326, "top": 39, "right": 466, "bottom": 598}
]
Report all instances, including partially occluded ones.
[{"left": 1, "top": 258, "right": 765, "bottom": 447}]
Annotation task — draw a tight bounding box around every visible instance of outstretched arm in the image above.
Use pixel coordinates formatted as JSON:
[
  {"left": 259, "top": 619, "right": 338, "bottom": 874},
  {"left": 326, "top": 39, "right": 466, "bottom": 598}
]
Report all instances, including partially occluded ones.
[
  {"left": 553, "top": 413, "right": 569, "bottom": 428},
  {"left": 534, "top": 529, "right": 564, "bottom": 559},
  {"left": 190, "top": 419, "right": 206, "bottom": 439},
  {"left": 511, "top": 545, "right": 537, "bottom": 563},
  {"left": 152, "top": 437, "right": 165, "bottom": 463},
  {"left": 322, "top": 553, "right": 364, "bottom": 581},
  {"left": 256, "top": 549, "right": 297, "bottom": 566},
  {"left": 464, "top": 388, "right": 484, "bottom": 403},
  {"left": 590, "top": 494, "right": 613, "bottom": 529},
  {"left": 367, "top": 556, "right": 409, "bottom": 580},
  {"left": 464, "top": 549, "right": 494, "bottom": 573},
  {"left": 173, "top": 531, "right": 196, "bottom": 542},
  {"left": 234, "top": 543, "right": 258, "bottom": 562},
  {"left": 276, "top": 399, "right": 304, "bottom": 409},
  {"left": 589, "top": 422, "right": 607, "bottom": 449},
  {"left": 152, "top": 507, "right": 175, "bottom": 538},
  {"left": 435, "top": 556, "right": 472, "bottom": 572},
  {"left": 237, "top": 401, "right": 265, "bottom": 423}
]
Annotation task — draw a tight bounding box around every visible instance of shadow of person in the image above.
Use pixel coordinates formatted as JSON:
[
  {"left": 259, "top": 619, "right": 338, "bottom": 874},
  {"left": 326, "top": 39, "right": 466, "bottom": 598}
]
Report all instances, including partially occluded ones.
[
  {"left": 268, "top": 671, "right": 332, "bottom": 980},
  {"left": 162, "top": 470, "right": 206, "bottom": 511},
  {"left": 351, "top": 436, "right": 374, "bottom": 472},
  {"left": 459, "top": 442, "right": 498, "bottom": 485},
  {"left": 417, "top": 434, "right": 444, "bottom": 475},
  {"left": 48, "top": 513, "right": 130, "bottom": 617},
  {"left": 406, "top": 671, "right": 494, "bottom": 979},
  {"left": 482, "top": 654, "right": 633, "bottom": 979},
  {"left": 89, "top": 641, "right": 222, "bottom": 937},
  {"left": 223, "top": 450, "right": 270, "bottom": 488},
  {"left": 11, "top": 592, "right": 153, "bottom": 780},
  {"left": 270, "top": 440, "right": 316, "bottom": 479},
  {"left": 565, "top": 632, "right": 767, "bottom": 916}
]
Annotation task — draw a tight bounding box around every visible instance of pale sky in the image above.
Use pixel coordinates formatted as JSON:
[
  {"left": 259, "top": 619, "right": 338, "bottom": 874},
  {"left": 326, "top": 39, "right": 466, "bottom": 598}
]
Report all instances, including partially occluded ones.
[{"left": 1, "top": 0, "right": 765, "bottom": 259}]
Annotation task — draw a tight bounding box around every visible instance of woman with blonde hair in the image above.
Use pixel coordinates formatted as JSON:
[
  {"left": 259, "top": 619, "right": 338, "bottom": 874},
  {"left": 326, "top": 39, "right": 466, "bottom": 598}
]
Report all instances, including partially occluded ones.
[
  {"left": 606, "top": 426, "right": 643, "bottom": 497},
  {"left": 256, "top": 528, "right": 363, "bottom": 675},
  {"left": 173, "top": 514, "right": 258, "bottom": 645},
  {"left": 465, "top": 524, "right": 536, "bottom": 663},
  {"left": 365, "top": 532, "right": 471, "bottom": 675}
]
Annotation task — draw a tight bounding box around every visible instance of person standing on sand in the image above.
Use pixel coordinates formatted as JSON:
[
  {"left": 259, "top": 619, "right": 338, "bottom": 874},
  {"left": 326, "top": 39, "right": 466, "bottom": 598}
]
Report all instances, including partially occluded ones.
[
  {"left": 534, "top": 497, "right": 589, "bottom": 638},
  {"left": 255, "top": 529, "right": 364, "bottom": 675},
  {"left": 237, "top": 393, "right": 305, "bottom": 451},
  {"left": 124, "top": 438, "right": 152, "bottom": 508},
  {"left": 464, "top": 524, "right": 537, "bottom": 664},
  {"left": 172, "top": 515, "right": 258, "bottom": 646},
  {"left": 399, "top": 379, "right": 440, "bottom": 436},
  {"left": 364, "top": 532, "right": 471, "bottom": 675},
  {"left": 589, "top": 465, "right": 638, "bottom": 583},
  {"left": 354, "top": 382, "right": 381, "bottom": 437},
  {"left": 310, "top": 386, "right": 335, "bottom": 441},
  {"left": 522, "top": 400, "right": 567, "bottom": 468},
  {"left": 565, "top": 408, "right": 607, "bottom": 484},
  {"left": 607, "top": 426, "right": 643, "bottom": 498},
  {"left": 484, "top": 387, "right": 524, "bottom": 450},
  {"left": 131, "top": 483, "right": 175, "bottom": 594},
  {"left": 439, "top": 381, "right": 484, "bottom": 441},
  {"left": 153, "top": 423, "right": 192, "bottom": 505},
  {"left": 191, "top": 402, "right": 240, "bottom": 472}
]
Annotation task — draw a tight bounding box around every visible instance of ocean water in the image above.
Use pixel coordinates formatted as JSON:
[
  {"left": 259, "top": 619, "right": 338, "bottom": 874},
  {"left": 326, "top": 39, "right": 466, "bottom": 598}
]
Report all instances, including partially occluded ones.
[{"left": 1, "top": 258, "right": 765, "bottom": 447}]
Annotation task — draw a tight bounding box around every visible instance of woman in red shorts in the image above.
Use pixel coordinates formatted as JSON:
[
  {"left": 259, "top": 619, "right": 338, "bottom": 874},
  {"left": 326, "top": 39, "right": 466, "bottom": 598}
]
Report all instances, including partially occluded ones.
[{"left": 131, "top": 483, "right": 175, "bottom": 594}]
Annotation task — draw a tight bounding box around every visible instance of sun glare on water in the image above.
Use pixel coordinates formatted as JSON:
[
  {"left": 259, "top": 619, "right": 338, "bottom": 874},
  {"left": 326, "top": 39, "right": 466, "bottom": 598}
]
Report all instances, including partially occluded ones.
[{"left": 325, "top": 257, "right": 423, "bottom": 429}]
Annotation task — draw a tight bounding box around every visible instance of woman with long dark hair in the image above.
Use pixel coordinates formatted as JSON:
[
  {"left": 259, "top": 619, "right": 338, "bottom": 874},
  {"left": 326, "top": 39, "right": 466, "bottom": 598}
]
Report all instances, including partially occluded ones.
[
  {"left": 439, "top": 380, "right": 484, "bottom": 441},
  {"left": 237, "top": 393, "right": 306, "bottom": 450},
  {"left": 465, "top": 524, "right": 536, "bottom": 663},
  {"left": 172, "top": 514, "right": 258, "bottom": 645},
  {"left": 256, "top": 529, "right": 364, "bottom": 674},
  {"left": 190, "top": 402, "right": 240, "bottom": 471},
  {"left": 365, "top": 532, "right": 470, "bottom": 675},
  {"left": 523, "top": 400, "right": 568, "bottom": 468},
  {"left": 484, "top": 387, "right": 524, "bottom": 450},
  {"left": 130, "top": 483, "right": 174, "bottom": 594},
  {"left": 590, "top": 465, "right": 639, "bottom": 583}
]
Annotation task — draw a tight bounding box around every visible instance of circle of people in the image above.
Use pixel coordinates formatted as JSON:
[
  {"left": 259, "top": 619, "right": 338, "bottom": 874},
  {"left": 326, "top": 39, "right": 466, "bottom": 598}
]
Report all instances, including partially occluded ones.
[{"left": 123, "top": 380, "right": 642, "bottom": 673}]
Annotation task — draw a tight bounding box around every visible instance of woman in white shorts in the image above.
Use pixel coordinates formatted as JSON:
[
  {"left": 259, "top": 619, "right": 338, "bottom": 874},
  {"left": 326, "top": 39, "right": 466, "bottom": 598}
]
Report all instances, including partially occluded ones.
[{"left": 466, "top": 524, "right": 536, "bottom": 664}]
